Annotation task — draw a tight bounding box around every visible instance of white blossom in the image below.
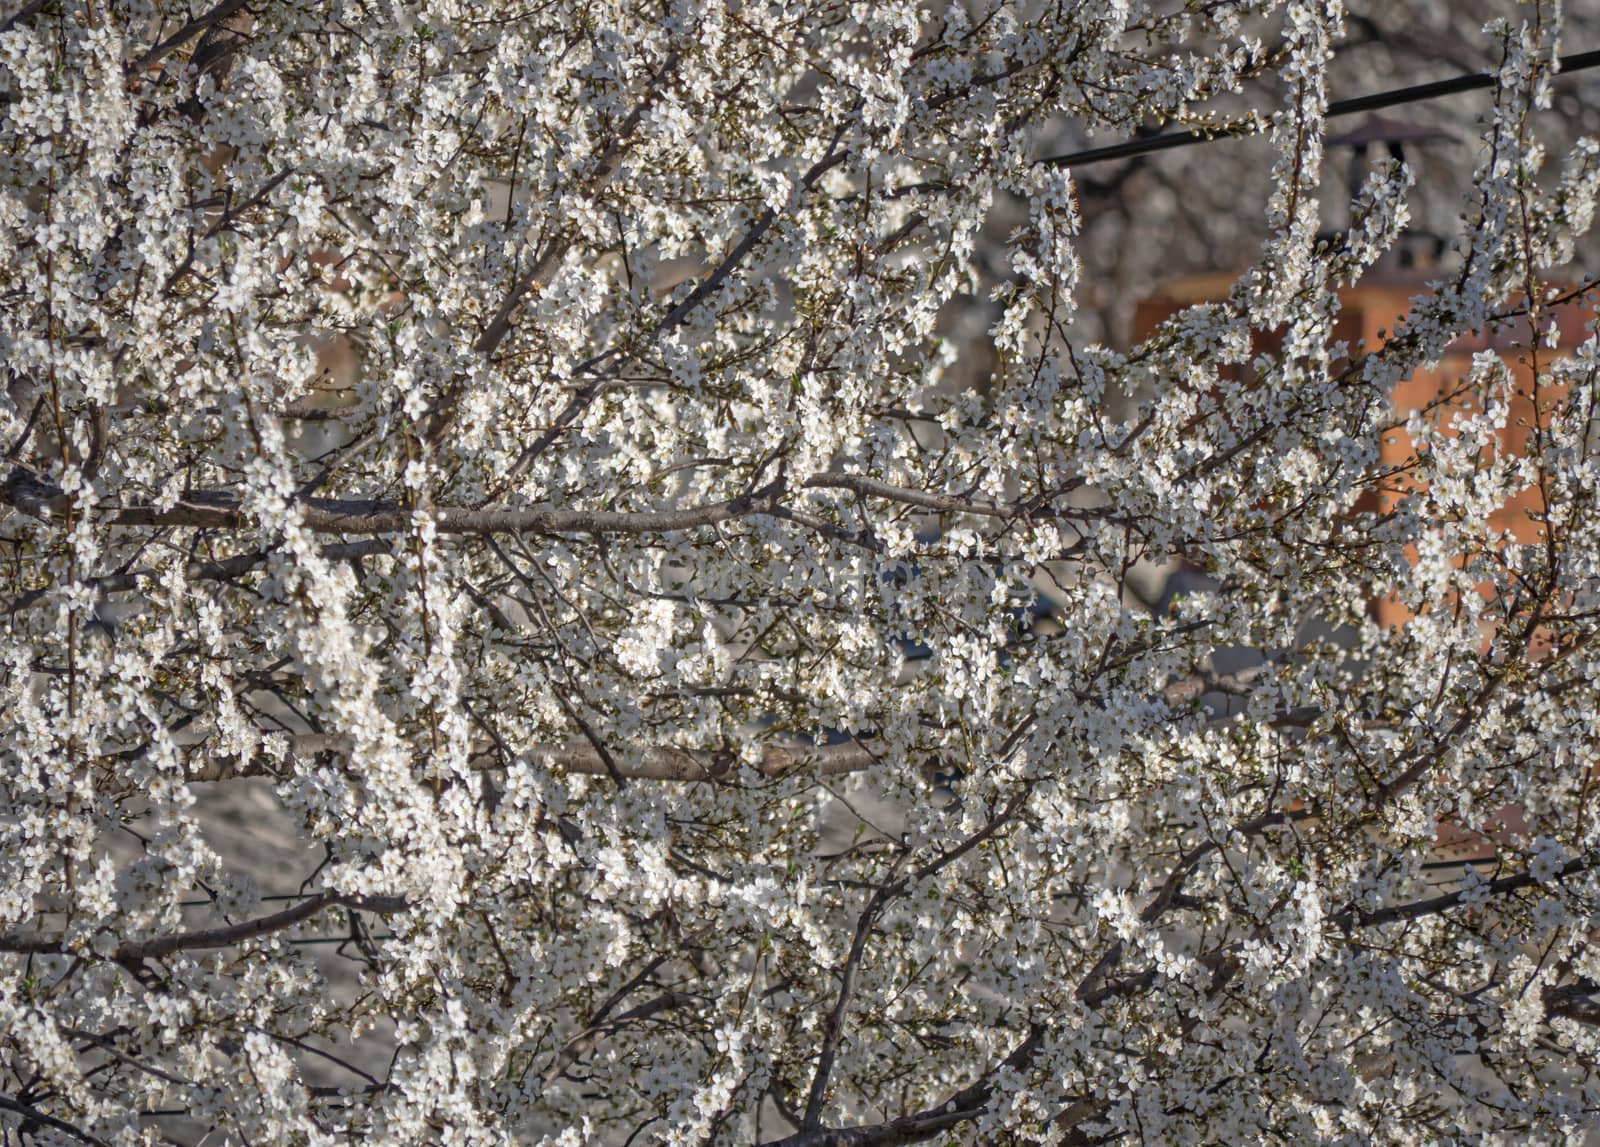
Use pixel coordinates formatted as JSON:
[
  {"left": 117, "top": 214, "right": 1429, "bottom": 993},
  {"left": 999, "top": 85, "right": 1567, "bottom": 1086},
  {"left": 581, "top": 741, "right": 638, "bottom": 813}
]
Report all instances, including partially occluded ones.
[{"left": 1, "top": 1, "right": 1598, "bottom": 1145}]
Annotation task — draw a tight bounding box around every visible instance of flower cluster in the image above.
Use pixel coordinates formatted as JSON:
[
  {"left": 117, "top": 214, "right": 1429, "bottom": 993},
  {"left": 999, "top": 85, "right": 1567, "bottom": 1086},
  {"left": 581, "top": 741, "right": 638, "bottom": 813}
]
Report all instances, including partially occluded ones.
[{"left": 1, "top": 1, "right": 1599, "bottom": 1145}]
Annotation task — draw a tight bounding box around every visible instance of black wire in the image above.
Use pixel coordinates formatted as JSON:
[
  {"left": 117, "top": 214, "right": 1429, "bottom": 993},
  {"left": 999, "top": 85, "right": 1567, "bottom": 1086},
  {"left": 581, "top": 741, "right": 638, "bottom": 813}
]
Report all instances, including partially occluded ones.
[{"left": 1035, "top": 48, "right": 1600, "bottom": 169}]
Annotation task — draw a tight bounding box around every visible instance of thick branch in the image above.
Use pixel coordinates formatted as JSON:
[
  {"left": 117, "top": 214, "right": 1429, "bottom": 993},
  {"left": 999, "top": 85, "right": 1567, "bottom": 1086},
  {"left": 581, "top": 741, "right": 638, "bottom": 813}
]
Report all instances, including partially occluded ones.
[
  {"left": 0, "top": 1094, "right": 111, "bottom": 1147},
  {"left": 4, "top": 469, "right": 1112, "bottom": 540},
  {"left": 802, "top": 473, "right": 1093, "bottom": 522},
  {"left": 2, "top": 468, "right": 786, "bottom": 537},
  {"left": 298, "top": 489, "right": 780, "bottom": 536},
  {"left": 132, "top": 0, "right": 251, "bottom": 71},
  {"left": 543, "top": 991, "right": 697, "bottom": 1085},
  {"left": 803, "top": 882, "right": 897, "bottom": 1126},
  {"left": 764, "top": 1023, "right": 1050, "bottom": 1147},
  {"left": 182, "top": 735, "right": 878, "bottom": 783},
  {"left": 1545, "top": 982, "right": 1600, "bottom": 1027},
  {"left": 0, "top": 891, "right": 405, "bottom": 958},
  {"left": 5, "top": 540, "right": 388, "bottom": 614},
  {"left": 1332, "top": 854, "right": 1598, "bottom": 930}
]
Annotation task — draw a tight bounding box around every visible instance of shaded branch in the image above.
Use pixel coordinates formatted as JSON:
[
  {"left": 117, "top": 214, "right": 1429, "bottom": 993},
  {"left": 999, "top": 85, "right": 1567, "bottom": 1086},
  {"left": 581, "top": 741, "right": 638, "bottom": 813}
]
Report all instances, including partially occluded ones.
[
  {"left": 1332, "top": 854, "right": 1599, "bottom": 930},
  {"left": 183, "top": 735, "right": 879, "bottom": 783},
  {"left": 132, "top": 0, "right": 252, "bottom": 72},
  {"left": 4, "top": 468, "right": 1111, "bottom": 540},
  {"left": 801, "top": 473, "right": 1095, "bottom": 522},
  {"left": 2, "top": 467, "right": 787, "bottom": 537},
  {"left": 543, "top": 991, "right": 697, "bottom": 1085},
  {"left": 0, "top": 891, "right": 405, "bottom": 958},
  {"left": 0, "top": 1093, "right": 111, "bottom": 1147}
]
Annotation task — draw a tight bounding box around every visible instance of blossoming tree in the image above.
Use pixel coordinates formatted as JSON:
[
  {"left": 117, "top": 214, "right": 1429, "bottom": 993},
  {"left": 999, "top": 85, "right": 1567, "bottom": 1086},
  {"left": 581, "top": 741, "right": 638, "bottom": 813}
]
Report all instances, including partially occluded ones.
[{"left": 2, "top": 0, "right": 1599, "bottom": 1143}]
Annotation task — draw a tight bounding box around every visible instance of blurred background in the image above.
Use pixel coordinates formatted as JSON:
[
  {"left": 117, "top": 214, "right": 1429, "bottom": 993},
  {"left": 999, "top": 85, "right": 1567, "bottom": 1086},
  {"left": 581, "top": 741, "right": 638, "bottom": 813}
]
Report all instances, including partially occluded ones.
[{"left": 940, "top": 1, "right": 1600, "bottom": 369}]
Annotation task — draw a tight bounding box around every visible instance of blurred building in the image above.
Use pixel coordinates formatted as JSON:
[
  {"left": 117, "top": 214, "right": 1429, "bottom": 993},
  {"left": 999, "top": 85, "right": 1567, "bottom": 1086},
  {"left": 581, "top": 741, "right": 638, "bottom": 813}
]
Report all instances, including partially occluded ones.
[{"left": 1129, "top": 121, "right": 1597, "bottom": 866}]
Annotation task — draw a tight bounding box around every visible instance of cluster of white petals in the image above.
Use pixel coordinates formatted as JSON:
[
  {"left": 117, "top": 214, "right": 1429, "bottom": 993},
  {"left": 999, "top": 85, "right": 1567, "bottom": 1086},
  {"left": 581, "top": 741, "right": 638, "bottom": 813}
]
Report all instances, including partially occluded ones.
[{"left": 2, "top": 1, "right": 1599, "bottom": 1144}]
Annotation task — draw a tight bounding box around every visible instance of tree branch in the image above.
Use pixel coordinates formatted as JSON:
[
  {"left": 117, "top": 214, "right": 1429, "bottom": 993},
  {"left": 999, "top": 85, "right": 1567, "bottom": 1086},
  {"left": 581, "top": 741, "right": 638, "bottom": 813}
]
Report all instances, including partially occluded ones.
[
  {"left": 0, "top": 1093, "right": 111, "bottom": 1147},
  {"left": 1332, "top": 854, "right": 1598, "bottom": 930},
  {"left": 543, "top": 991, "right": 697, "bottom": 1085},
  {"left": 803, "top": 881, "right": 898, "bottom": 1126},
  {"left": 0, "top": 891, "right": 405, "bottom": 958},
  {"left": 1, "top": 467, "right": 788, "bottom": 537},
  {"left": 802, "top": 473, "right": 1093, "bottom": 522},
  {"left": 182, "top": 735, "right": 879, "bottom": 783},
  {"left": 132, "top": 0, "right": 252, "bottom": 72}
]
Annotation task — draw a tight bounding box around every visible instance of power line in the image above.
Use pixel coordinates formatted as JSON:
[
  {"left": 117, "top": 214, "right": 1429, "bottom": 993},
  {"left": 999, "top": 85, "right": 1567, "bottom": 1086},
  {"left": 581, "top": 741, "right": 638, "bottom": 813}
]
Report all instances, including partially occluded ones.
[{"left": 1035, "top": 48, "right": 1600, "bottom": 169}]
